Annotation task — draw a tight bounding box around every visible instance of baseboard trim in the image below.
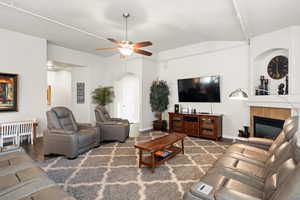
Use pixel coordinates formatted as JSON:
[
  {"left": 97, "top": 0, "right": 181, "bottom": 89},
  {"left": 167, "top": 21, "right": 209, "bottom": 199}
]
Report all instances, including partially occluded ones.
[{"left": 139, "top": 127, "right": 153, "bottom": 132}]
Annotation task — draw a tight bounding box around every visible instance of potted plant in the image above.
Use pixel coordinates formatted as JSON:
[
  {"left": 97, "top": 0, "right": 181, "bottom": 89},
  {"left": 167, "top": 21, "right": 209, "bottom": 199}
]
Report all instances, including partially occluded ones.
[
  {"left": 150, "top": 80, "right": 170, "bottom": 131},
  {"left": 92, "top": 86, "right": 114, "bottom": 106}
]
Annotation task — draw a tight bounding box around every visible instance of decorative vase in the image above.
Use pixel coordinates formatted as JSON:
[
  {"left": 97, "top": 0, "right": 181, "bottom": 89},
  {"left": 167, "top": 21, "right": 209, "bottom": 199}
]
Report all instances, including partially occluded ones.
[
  {"left": 243, "top": 126, "right": 249, "bottom": 138},
  {"left": 285, "top": 76, "right": 289, "bottom": 95},
  {"left": 259, "top": 76, "right": 265, "bottom": 95},
  {"left": 174, "top": 104, "right": 179, "bottom": 113},
  {"left": 278, "top": 83, "right": 285, "bottom": 95},
  {"left": 153, "top": 120, "right": 167, "bottom": 132},
  {"left": 263, "top": 79, "right": 269, "bottom": 95}
]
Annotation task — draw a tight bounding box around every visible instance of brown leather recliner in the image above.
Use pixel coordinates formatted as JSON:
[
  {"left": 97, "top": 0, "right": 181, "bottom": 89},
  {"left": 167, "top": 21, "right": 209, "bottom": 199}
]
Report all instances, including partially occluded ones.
[
  {"left": 226, "top": 116, "right": 298, "bottom": 164},
  {"left": 44, "top": 107, "right": 100, "bottom": 159},
  {"left": 94, "top": 105, "right": 129, "bottom": 143},
  {"left": 184, "top": 116, "right": 300, "bottom": 200}
]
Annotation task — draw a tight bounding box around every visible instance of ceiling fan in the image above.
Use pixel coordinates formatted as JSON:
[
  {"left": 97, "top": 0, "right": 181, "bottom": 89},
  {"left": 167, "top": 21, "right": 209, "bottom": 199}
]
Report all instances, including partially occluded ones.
[{"left": 96, "top": 13, "right": 153, "bottom": 57}]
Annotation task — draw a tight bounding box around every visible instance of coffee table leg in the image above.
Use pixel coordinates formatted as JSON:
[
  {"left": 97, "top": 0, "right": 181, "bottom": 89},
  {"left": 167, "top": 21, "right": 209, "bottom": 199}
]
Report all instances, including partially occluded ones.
[
  {"left": 151, "top": 153, "right": 155, "bottom": 173},
  {"left": 181, "top": 138, "right": 184, "bottom": 154},
  {"left": 139, "top": 149, "right": 143, "bottom": 168}
]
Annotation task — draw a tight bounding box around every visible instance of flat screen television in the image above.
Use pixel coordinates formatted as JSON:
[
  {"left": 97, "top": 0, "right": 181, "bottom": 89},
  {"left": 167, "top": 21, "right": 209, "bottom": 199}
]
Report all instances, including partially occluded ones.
[{"left": 177, "top": 76, "right": 221, "bottom": 102}]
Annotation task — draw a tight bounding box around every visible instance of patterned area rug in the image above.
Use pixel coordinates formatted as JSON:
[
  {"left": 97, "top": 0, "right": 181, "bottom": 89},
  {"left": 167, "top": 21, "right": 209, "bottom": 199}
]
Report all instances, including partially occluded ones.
[{"left": 40, "top": 131, "right": 231, "bottom": 200}]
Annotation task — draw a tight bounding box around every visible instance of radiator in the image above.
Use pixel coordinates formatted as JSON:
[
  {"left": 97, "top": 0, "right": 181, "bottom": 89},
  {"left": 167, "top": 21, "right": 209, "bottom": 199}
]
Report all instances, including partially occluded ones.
[{"left": 0, "top": 120, "right": 34, "bottom": 148}]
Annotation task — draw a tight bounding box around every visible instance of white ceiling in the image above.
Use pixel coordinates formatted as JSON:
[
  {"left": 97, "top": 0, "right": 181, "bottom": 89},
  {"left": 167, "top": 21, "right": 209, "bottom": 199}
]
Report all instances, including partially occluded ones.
[{"left": 0, "top": 0, "right": 299, "bottom": 57}]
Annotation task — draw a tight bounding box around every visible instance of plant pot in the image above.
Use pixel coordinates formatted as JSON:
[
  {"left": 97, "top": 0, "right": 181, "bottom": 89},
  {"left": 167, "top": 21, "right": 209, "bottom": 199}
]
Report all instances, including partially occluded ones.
[{"left": 153, "top": 120, "right": 167, "bottom": 132}]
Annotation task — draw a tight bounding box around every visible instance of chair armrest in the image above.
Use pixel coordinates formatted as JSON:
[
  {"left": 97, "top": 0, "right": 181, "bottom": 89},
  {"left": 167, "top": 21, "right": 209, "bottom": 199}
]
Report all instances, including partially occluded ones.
[
  {"left": 110, "top": 118, "right": 123, "bottom": 121},
  {"left": 78, "top": 123, "right": 94, "bottom": 129},
  {"left": 77, "top": 125, "right": 100, "bottom": 144},
  {"left": 50, "top": 128, "right": 77, "bottom": 135},
  {"left": 234, "top": 137, "right": 273, "bottom": 150},
  {"left": 215, "top": 188, "right": 261, "bottom": 200},
  {"left": 97, "top": 122, "right": 125, "bottom": 126}
]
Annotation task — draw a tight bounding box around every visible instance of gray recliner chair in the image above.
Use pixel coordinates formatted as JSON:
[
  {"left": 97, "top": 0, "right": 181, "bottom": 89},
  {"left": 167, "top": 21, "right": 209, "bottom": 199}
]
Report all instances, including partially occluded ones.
[
  {"left": 44, "top": 107, "right": 100, "bottom": 159},
  {"left": 94, "top": 105, "right": 129, "bottom": 143}
]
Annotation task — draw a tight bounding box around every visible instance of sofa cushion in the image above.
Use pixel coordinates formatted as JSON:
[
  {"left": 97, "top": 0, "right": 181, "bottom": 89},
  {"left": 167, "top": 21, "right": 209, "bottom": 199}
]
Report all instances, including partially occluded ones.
[
  {"left": 0, "top": 174, "right": 19, "bottom": 191},
  {"left": 227, "top": 144, "right": 270, "bottom": 162},
  {"left": 224, "top": 179, "right": 263, "bottom": 199},
  {"left": 214, "top": 140, "right": 293, "bottom": 184},
  {"left": 268, "top": 163, "right": 300, "bottom": 200},
  {"left": 52, "top": 107, "right": 79, "bottom": 131},
  {"left": 268, "top": 131, "right": 286, "bottom": 155},
  {"left": 0, "top": 151, "right": 74, "bottom": 200},
  {"left": 46, "top": 111, "right": 62, "bottom": 129}
]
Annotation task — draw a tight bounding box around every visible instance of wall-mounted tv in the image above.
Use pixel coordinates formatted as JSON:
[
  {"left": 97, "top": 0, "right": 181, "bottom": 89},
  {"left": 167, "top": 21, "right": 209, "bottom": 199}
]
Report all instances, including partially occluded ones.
[{"left": 178, "top": 76, "right": 221, "bottom": 102}]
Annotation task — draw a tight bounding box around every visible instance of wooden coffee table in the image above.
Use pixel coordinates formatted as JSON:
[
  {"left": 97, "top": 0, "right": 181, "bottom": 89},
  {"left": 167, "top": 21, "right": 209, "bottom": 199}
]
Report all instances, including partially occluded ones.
[{"left": 134, "top": 133, "right": 187, "bottom": 173}]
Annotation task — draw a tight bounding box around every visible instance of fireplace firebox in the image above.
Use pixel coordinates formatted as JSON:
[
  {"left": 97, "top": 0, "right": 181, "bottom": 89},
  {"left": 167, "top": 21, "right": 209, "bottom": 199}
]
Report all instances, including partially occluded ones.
[{"left": 253, "top": 116, "right": 285, "bottom": 139}]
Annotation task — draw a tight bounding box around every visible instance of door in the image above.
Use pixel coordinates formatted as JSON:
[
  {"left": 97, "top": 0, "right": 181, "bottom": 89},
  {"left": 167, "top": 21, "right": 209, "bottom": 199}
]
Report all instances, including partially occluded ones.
[{"left": 115, "top": 74, "right": 139, "bottom": 123}]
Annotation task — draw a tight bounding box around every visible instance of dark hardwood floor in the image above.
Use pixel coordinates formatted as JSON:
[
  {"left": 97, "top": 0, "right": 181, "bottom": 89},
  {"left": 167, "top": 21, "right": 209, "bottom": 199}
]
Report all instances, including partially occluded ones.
[{"left": 22, "top": 137, "right": 56, "bottom": 163}]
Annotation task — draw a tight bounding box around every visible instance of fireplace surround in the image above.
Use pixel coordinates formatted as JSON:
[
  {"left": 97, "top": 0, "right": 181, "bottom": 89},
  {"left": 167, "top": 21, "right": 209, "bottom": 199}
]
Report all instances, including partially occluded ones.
[
  {"left": 250, "top": 106, "right": 291, "bottom": 137},
  {"left": 253, "top": 116, "right": 285, "bottom": 139}
]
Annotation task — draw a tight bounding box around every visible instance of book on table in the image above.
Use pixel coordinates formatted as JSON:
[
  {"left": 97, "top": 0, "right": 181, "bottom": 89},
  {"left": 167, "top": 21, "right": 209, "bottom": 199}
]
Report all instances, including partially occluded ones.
[{"left": 154, "top": 150, "right": 170, "bottom": 158}]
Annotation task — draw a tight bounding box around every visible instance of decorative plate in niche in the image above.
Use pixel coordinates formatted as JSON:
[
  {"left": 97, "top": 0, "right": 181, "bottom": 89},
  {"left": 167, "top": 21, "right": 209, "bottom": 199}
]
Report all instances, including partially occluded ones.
[{"left": 267, "top": 55, "right": 288, "bottom": 80}]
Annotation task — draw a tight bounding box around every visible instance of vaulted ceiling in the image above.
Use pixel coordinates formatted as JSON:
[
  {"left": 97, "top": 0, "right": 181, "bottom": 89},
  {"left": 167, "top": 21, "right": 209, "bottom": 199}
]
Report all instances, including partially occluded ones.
[{"left": 0, "top": 0, "right": 299, "bottom": 56}]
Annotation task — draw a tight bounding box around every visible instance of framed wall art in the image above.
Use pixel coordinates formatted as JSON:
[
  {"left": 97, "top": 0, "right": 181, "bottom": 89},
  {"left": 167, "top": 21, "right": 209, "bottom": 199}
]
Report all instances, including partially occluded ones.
[
  {"left": 76, "top": 82, "right": 85, "bottom": 104},
  {"left": 0, "top": 73, "right": 18, "bottom": 112},
  {"left": 47, "top": 85, "right": 52, "bottom": 105}
]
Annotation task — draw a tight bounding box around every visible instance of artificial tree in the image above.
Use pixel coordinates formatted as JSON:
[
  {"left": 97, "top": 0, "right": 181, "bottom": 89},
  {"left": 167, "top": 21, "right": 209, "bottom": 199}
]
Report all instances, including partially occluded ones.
[
  {"left": 92, "top": 86, "right": 114, "bottom": 106},
  {"left": 150, "top": 80, "right": 170, "bottom": 131}
]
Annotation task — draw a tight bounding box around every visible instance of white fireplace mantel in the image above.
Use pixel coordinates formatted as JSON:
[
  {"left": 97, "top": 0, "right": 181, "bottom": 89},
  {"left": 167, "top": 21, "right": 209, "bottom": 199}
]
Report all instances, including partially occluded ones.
[{"left": 247, "top": 95, "right": 300, "bottom": 115}]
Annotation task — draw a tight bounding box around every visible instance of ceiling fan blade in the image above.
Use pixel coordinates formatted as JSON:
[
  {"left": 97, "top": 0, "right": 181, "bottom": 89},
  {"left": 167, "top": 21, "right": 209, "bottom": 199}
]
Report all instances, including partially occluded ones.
[
  {"left": 107, "top": 38, "right": 121, "bottom": 44},
  {"left": 133, "top": 49, "right": 152, "bottom": 56},
  {"left": 96, "top": 47, "right": 118, "bottom": 50},
  {"left": 133, "top": 41, "right": 152, "bottom": 48}
]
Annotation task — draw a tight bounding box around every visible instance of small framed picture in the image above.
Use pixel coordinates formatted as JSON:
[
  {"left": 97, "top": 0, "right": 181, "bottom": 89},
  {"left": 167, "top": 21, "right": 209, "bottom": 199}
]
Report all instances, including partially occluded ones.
[
  {"left": 47, "top": 85, "right": 52, "bottom": 105},
  {"left": 77, "top": 82, "right": 85, "bottom": 104},
  {"left": 0, "top": 73, "right": 18, "bottom": 112}
]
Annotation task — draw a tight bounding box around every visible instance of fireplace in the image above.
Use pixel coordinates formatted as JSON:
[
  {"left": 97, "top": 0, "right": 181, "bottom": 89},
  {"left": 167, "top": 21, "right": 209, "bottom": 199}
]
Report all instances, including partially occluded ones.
[
  {"left": 250, "top": 106, "right": 291, "bottom": 137},
  {"left": 253, "top": 116, "right": 285, "bottom": 139}
]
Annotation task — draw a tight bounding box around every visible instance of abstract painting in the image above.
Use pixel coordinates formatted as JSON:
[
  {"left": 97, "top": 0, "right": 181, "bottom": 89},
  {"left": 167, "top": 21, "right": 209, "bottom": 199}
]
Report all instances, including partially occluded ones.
[{"left": 0, "top": 73, "right": 18, "bottom": 112}]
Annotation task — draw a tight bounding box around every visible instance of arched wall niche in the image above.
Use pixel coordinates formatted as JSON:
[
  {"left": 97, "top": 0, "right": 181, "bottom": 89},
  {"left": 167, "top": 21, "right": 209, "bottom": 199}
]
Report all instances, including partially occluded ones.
[{"left": 252, "top": 48, "right": 289, "bottom": 95}]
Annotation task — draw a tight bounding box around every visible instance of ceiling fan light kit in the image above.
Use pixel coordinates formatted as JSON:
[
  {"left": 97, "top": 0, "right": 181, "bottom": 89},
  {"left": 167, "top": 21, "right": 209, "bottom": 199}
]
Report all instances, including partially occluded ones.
[
  {"left": 96, "top": 13, "right": 153, "bottom": 57},
  {"left": 118, "top": 41, "right": 134, "bottom": 56}
]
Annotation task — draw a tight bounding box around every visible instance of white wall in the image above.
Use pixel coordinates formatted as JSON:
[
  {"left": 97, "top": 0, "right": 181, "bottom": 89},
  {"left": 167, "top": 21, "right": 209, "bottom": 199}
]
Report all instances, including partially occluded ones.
[
  {"left": 290, "top": 26, "right": 300, "bottom": 97},
  {"left": 71, "top": 67, "right": 92, "bottom": 122},
  {"left": 158, "top": 42, "right": 249, "bottom": 138},
  {"left": 47, "top": 44, "right": 105, "bottom": 122},
  {"left": 0, "top": 28, "right": 47, "bottom": 135},
  {"left": 47, "top": 70, "right": 72, "bottom": 108},
  {"left": 141, "top": 58, "right": 158, "bottom": 130}
]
